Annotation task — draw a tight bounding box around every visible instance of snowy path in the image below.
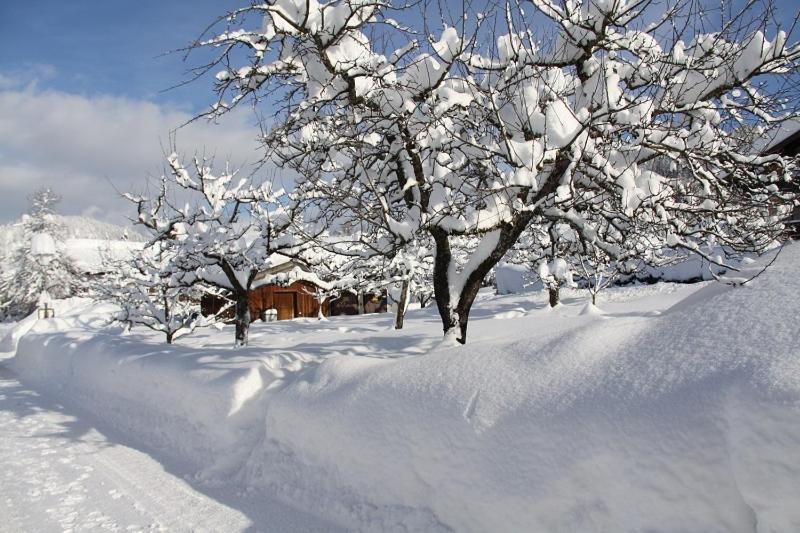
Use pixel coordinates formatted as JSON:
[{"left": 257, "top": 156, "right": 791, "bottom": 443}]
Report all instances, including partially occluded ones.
[{"left": 0, "top": 366, "right": 345, "bottom": 533}]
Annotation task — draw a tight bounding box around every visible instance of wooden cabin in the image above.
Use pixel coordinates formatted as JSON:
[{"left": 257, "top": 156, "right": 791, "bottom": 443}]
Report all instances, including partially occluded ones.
[
  {"left": 200, "top": 254, "right": 387, "bottom": 322},
  {"left": 329, "top": 291, "right": 388, "bottom": 315},
  {"left": 763, "top": 125, "right": 800, "bottom": 238},
  {"left": 249, "top": 280, "right": 327, "bottom": 320}
]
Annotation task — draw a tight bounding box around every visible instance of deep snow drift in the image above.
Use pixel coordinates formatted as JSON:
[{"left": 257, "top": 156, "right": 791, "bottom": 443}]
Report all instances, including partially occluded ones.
[{"left": 4, "top": 245, "right": 800, "bottom": 532}]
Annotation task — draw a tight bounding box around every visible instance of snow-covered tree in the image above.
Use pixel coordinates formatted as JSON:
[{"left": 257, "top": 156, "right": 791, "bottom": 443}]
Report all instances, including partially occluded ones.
[
  {"left": 129, "top": 153, "right": 303, "bottom": 347},
  {"left": 289, "top": 244, "right": 348, "bottom": 320},
  {"left": 298, "top": 233, "right": 435, "bottom": 327},
  {"left": 509, "top": 221, "right": 577, "bottom": 306},
  {"left": 28, "top": 187, "right": 63, "bottom": 222},
  {"left": 384, "top": 245, "right": 435, "bottom": 329},
  {"left": 93, "top": 242, "right": 205, "bottom": 344},
  {"left": 575, "top": 242, "right": 620, "bottom": 307},
  {"left": 0, "top": 188, "right": 83, "bottom": 319},
  {"left": 196, "top": 0, "right": 798, "bottom": 343}
]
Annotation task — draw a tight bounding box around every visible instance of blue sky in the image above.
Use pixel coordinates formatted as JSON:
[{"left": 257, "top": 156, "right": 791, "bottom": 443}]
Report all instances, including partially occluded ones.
[
  {"left": 0, "top": 0, "right": 798, "bottom": 224},
  {"left": 0, "top": 0, "right": 241, "bottom": 111},
  {"left": 2, "top": 0, "right": 797, "bottom": 109},
  {"left": 0, "top": 0, "right": 262, "bottom": 224}
]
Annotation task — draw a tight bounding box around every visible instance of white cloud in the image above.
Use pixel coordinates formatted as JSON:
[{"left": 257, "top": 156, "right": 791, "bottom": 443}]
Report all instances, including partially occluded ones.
[
  {"left": 0, "top": 64, "right": 57, "bottom": 90},
  {"left": 0, "top": 83, "right": 266, "bottom": 224}
]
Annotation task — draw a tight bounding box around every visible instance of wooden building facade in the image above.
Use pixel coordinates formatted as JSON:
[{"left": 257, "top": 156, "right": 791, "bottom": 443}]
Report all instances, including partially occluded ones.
[
  {"left": 200, "top": 255, "right": 387, "bottom": 322},
  {"left": 764, "top": 127, "right": 800, "bottom": 238},
  {"left": 249, "top": 280, "right": 328, "bottom": 320}
]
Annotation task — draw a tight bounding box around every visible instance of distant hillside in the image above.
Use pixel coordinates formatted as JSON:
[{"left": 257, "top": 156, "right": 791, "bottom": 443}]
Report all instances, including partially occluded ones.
[{"left": 0, "top": 215, "right": 145, "bottom": 250}]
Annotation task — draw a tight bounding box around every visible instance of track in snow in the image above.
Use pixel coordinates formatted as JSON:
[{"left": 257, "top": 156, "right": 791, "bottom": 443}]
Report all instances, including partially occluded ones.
[{"left": 0, "top": 366, "right": 346, "bottom": 533}]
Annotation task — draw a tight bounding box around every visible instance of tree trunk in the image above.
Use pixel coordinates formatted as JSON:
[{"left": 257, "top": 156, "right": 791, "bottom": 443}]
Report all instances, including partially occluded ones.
[
  {"left": 217, "top": 263, "right": 257, "bottom": 348},
  {"left": 431, "top": 224, "right": 530, "bottom": 345},
  {"left": 431, "top": 230, "right": 460, "bottom": 341},
  {"left": 234, "top": 290, "right": 250, "bottom": 347},
  {"left": 163, "top": 295, "right": 173, "bottom": 344},
  {"left": 591, "top": 291, "right": 597, "bottom": 306},
  {"left": 549, "top": 286, "right": 560, "bottom": 307},
  {"left": 357, "top": 291, "right": 365, "bottom": 315},
  {"left": 427, "top": 153, "right": 571, "bottom": 344},
  {"left": 394, "top": 279, "right": 410, "bottom": 330}
]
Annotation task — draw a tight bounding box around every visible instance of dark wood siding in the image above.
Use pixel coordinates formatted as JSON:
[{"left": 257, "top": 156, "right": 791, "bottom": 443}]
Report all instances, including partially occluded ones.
[
  {"left": 764, "top": 129, "right": 800, "bottom": 239},
  {"left": 329, "top": 291, "right": 387, "bottom": 315},
  {"left": 201, "top": 293, "right": 233, "bottom": 319},
  {"left": 201, "top": 281, "right": 390, "bottom": 322},
  {"left": 249, "top": 280, "right": 326, "bottom": 320}
]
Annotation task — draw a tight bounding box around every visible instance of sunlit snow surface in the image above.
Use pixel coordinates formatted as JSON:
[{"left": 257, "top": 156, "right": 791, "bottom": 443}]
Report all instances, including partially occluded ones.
[{"left": 2, "top": 244, "right": 799, "bottom": 532}]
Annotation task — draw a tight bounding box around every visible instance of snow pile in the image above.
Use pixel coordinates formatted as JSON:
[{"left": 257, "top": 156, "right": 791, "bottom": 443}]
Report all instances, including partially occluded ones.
[
  {"left": 6, "top": 245, "right": 800, "bottom": 531},
  {"left": 7, "top": 301, "right": 322, "bottom": 471},
  {"left": 250, "top": 245, "right": 800, "bottom": 531},
  {"left": 494, "top": 262, "right": 531, "bottom": 294},
  {"left": 627, "top": 253, "right": 725, "bottom": 283}
]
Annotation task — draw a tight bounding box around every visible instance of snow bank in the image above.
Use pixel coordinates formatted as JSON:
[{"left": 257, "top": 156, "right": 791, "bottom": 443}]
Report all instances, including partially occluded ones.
[
  {"left": 6, "top": 246, "right": 800, "bottom": 531},
  {"left": 7, "top": 301, "right": 318, "bottom": 472},
  {"left": 494, "top": 262, "right": 533, "bottom": 294},
  {"left": 253, "top": 246, "right": 800, "bottom": 531}
]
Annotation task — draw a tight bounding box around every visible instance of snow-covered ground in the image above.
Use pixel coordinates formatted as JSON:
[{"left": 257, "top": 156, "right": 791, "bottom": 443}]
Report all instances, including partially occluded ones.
[
  {"left": 2, "top": 244, "right": 799, "bottom": 532},
  {"left": 0, "top": 367, "right": 252, "bottom": 532}
]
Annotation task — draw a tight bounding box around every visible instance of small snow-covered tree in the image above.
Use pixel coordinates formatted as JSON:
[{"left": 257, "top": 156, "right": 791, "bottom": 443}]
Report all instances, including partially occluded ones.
[
  {"left": 384, "top": 245, "right": 435, "bottom": 329},
  {"left": 28, "top": 187, "right": 63, "bottom": 221},
  {"left": 575, "top": 243, "right": 619, "bottom": 307},
  {"left": 298, "top": 233, "right": 435, "bottom": 328},
  {"left": 507, "top": 220, "right": 576, "bottom": 306},
  {"left": 297, "top": 239, "right": 384, "bottom": 320},
  {"left": 538, "top": 257, "right": 575, "bottom": 308},
  {"left": 130, "top": 153, "right": 303, "bottom": 347},
  {"left": 0, "top": 188, "right": 83, "bottom": 318},
  {"left": 284, "top": 249, "right": 343, "bottom": 321},
  {"left": 91, "top": 242, "right": 223, "bottom": 344},
  {"left": 196, "top": 0, "right": 798, "bottom": 343}
]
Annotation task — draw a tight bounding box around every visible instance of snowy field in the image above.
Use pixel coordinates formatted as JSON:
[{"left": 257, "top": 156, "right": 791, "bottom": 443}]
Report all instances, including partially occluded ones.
[{"left": 1, "top": 245, "right": 799, "bottom": 532}]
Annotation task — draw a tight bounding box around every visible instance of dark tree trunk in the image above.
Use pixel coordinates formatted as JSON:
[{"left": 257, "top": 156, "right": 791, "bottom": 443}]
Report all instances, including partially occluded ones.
[
  {"left": 427, "top": 153, "right": 571, "bottom": 344},
  {"left": 430, "top": 220, "right": 534, "bottom": 345},
  {"left": 431, "top": 229, "right": 459, "bottom": 340},
  {"left": 163, "top": 296, "right": 173, "bottom": 344},
  {"left": 218, "top": 263, "right": 257, "bottom": 348},
  {"left": 234, "top": 290, "right": 251, "bottom": 347},
  {"left": 549, "top": 287, "right": 560, "bottom": 307},
  {"left": 394, "top": 279, "right": 410, "bottom": 330},
  {"left": 591, "top": 291, "right": 597, "bottom": 306}
]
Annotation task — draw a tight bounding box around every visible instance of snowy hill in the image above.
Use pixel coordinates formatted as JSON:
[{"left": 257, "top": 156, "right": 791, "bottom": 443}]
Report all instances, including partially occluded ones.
[
  {"left": 0, "top": 215, "right": 144, "bottom": 250},
  {"left": 0, "top": 215, "right": 144, "bottom": 276},
  {"left": 2, "top": 244, "right": 799, "bottom": 531}
]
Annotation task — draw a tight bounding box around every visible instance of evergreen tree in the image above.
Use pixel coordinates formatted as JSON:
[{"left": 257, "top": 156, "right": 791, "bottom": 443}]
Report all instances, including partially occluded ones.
[{"left": 0, "top": 188, "right": 83, "bottom": 319}]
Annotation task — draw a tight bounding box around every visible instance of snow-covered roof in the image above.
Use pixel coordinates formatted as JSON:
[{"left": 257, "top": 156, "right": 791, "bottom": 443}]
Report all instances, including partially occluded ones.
[
  {"left": 754, "top": 118, "right": 800, "bottom": 154},
  {"left": 65, "top": 238, "right": 144, "bottom": 274},
  {"left": 30, "top": 232, "right": 57, "bottom": 256}
]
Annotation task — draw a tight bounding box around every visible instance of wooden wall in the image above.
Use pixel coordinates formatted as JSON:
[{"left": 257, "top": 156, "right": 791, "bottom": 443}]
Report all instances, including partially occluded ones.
[
  {"left": 249, "top": 281, "right": 327, "bottom": 320},
  {"left": 200, "top": 282, "right": 391, "bottom": 322}
]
